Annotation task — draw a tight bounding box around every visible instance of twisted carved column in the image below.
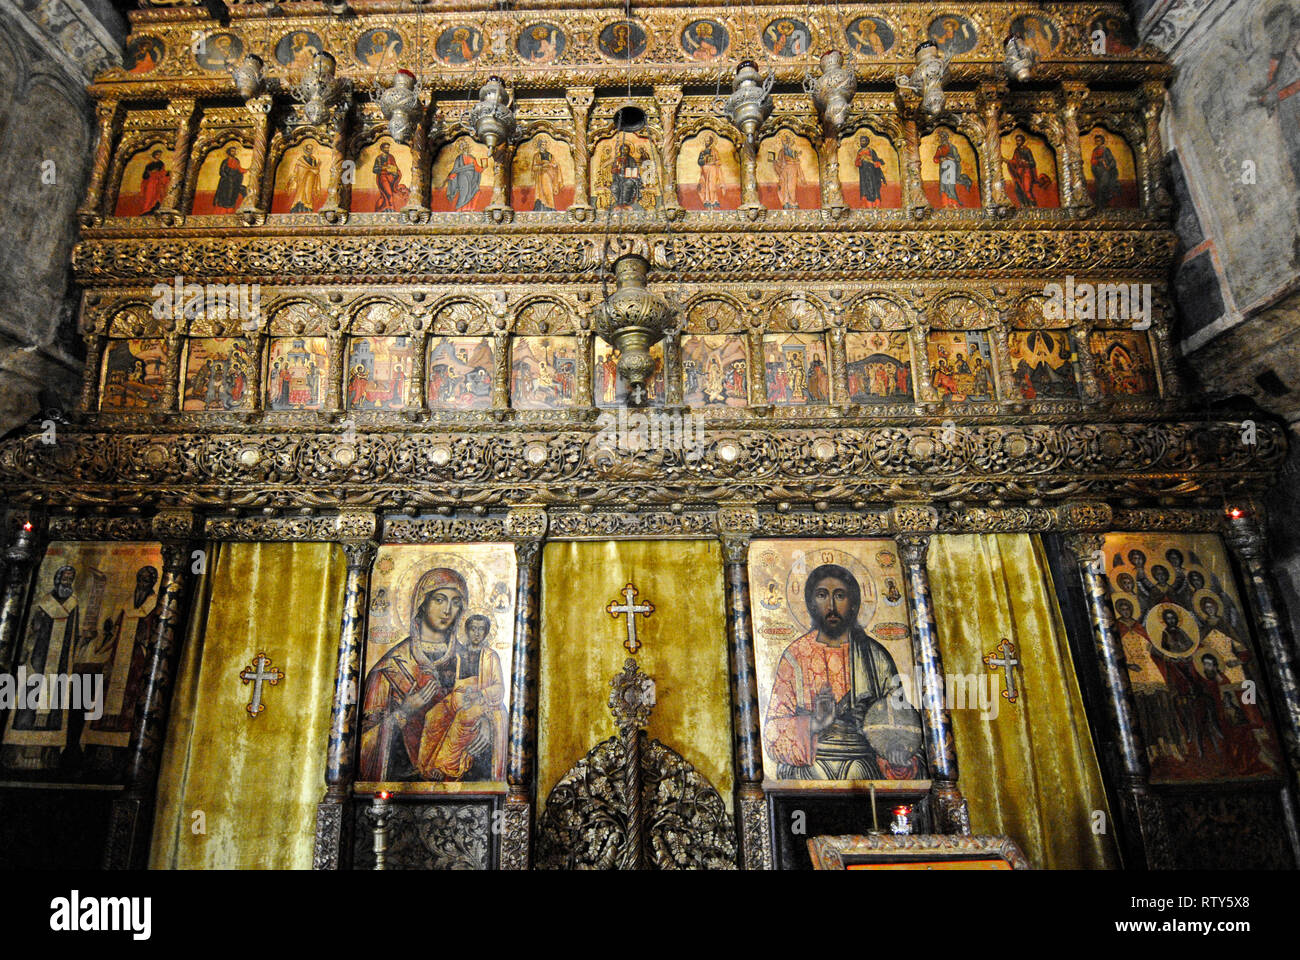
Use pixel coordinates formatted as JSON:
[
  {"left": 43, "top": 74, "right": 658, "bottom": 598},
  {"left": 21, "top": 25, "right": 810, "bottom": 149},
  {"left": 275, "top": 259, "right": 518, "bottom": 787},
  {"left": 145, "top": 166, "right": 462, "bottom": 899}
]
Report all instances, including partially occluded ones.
[
  {"left": 828, "top": 322, "right": 849, "bottom": 408},
  {"left": 104, "top": 520, "right": 199, "bottom": 869},
  {"left": 720, "top": 528, "right": 771, "bottom": 869},
  {"left": 664, "top": 331, "right": 684, "bottom": 407},
  {"left": 575, "top": 330, "right": 595, "bottom": 412},
  {"left": 321, "top": 103, "right": 352, "bottom": 223},
  {"left": 402, "top": 93, "right": 433, "bottom": 223},
  {"left": 78, "top": 100, "right": 123, "bottom": 226},
  {"left": 818, "top": 129, "right": 847, "bottom": 217},
  {"left": 747, "top": 327, "right": 768, "bottom": 407},
  {"left": 1064, "top": 533, "right": 1172, "bottom": 869},
  {"left": 739, "top": 138, "right": 763, "bottom": 219},
  {"left": 1141, "top": 81, "right": 1172, "bottom": 216},
  {"left": 1061, "top": 83, "right": 1094, "bottom": 214},
  {"left": 79, "top": 331, "right": 106, "bottom": 415},
  {"left": 0, "top": 518, "right": 41, "bottom": 682},
  {"left": 566, "top": 88, "right": 594, "bottom": 220},
  {"left": 503, "top": 536, "right": 543, "bottom": 870},
  {"left": 408, "top": 330, "right": 429, "bottom": 414},
  {"left": 161, "top": 333, "right": 184, "bottom": 412},
  {"left": 654, "top": 85, "right": 683, "bottom": 218},
  {"left": 977, "top": 83, "right": 1011, "bottom": 211},
  {"left": 897, "top": 93, "right": 930, "bottom": 217},
  {"left": 314, "top": 537, "right": 377, "bottom": 870},
  {"left": 897, "top": 534, "right": 968, "bottom": 834},
  {"left": 1223, "top": 509, "right": 1300, "bottom": 798},
  {"left": 326, "top": 326, "right": 346, "bottom": 416},
  {"left": 486, "top": 140, "right": 516, "bottom": 224},
  {"left": 492, "top": 333, "right": 511, "bottom": 412},
  {"left": 249, "top": 332, "right": 268, "bottom": 414},
  {"left": 158, "top": 99, "right": 197, "bottom": 222},
  {"left": 239, "top": 95, "right": 273, "bottom": 223},
  {"left": 1148, "top": 296, "right": 1187, "bottom": 397}
]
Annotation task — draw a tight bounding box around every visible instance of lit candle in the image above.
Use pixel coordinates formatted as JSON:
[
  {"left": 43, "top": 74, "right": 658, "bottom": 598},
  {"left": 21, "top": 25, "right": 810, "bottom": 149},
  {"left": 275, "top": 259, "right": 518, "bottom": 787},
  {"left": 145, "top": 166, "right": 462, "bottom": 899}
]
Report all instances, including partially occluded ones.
[{"left": 890, "top": 804, "right": 913, "bottom": 836}]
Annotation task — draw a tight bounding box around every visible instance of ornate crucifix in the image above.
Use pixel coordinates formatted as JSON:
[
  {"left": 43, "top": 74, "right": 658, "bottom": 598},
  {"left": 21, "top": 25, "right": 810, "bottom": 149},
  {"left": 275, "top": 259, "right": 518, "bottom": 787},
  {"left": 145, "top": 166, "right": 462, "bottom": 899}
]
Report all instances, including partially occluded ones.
[
  {"left": 239, "top": 652, "right": 285, "bottom": 717},
  {"left": 983, "top": 638, "right": 1020, "bottom": 703},
  {"left": 606, "top": 583, "right": 654, "bottom": 654}
]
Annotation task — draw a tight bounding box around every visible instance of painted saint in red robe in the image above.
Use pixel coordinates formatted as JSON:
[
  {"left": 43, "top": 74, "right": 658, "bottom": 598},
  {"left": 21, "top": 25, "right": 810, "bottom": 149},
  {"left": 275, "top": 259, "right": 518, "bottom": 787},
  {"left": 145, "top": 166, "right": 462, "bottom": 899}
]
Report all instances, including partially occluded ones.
[
  {"left": 139, "top": 150, "right": 170, "bottom": 215},
  {"left": 764, "top": 564, "right": 925, "bottom": 780}
]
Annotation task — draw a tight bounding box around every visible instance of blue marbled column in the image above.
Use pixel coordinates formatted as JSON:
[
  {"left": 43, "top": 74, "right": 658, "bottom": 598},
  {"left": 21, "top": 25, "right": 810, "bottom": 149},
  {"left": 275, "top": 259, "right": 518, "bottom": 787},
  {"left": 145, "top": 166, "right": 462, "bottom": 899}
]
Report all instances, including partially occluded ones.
[
  {"left": 722, "top": 534, "right": 769, "bottom": 869},
  {"left": 898, "top": 534, "right": 967, "bottom": 834},
  {"left": 1225, "top": 511, "right": 1300, "bottom": 798},
  {"left": 314, "top": 539, "right": 376, "bottom": 870},
  {"left": 503, "top": 538, "right": 543, "bottom": 870},
  {"left": 1065, "top": 533, "right": 1172, "bottom": 869}
]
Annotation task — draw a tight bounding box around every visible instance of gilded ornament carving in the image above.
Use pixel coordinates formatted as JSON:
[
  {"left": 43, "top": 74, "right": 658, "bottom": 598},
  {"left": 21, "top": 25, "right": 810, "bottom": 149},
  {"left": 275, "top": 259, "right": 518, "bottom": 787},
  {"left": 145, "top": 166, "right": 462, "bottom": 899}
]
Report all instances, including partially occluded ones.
[
  {"left": 0, "top": 417, "right": 1285, "bottom": 509},
  {"left": 381, "top": 515, "right": 509, "bottom": 543},
  {"left": 535, "top": 734, "right": 737, "bottom": 870}
]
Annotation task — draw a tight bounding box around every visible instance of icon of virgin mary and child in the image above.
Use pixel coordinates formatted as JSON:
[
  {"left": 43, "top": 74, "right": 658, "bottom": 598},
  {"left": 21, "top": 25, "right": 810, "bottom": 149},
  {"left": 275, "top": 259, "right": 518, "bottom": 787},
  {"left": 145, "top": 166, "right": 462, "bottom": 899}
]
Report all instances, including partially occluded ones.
[{"left": 360, "top": 567, "right": 507, "bottom": 782}]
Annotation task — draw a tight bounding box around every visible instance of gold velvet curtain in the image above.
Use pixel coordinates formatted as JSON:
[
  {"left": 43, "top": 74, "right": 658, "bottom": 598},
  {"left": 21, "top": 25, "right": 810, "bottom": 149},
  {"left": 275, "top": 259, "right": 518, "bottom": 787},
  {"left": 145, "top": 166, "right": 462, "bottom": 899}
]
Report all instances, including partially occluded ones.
[
  {"left": 927, "top": 534, "right": 1118, "bottom": 869},
  {"left": 537, "top": 540, "right": 733, "bottom": 810},
  {"left": 149, "top": 541, "right": 346, "bottom": 869}
]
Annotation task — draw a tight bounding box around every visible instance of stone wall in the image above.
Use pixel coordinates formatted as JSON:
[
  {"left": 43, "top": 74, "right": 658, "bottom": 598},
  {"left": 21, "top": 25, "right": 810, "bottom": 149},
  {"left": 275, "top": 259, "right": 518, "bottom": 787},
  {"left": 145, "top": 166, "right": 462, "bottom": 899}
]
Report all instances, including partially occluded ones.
[
  {"left": 0, "top": 0, "right": 122, "bottom": 435},
  {"left": 1137, "top": 0, "right": 1300, "bottom": 644}
]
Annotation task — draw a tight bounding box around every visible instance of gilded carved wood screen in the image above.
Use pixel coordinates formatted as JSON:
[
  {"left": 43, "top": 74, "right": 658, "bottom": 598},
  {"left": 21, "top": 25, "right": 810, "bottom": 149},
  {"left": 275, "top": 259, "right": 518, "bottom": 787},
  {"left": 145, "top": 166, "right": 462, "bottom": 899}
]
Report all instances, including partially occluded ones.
[{"left": 0, "top": 0, "right": 1298, "bottom": 872}]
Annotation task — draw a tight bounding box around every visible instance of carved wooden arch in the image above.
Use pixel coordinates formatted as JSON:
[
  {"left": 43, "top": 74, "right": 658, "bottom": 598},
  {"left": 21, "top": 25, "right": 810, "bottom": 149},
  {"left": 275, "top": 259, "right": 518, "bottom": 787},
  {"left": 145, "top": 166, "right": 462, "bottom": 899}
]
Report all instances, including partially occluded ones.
[
  {"left": 1075, "top": 113, "right": 1144, "bottom": 207},
  {"left": 841, "top": 112, "right": 904, "bottom": 145},
  {"left": 768, "top": 292, "right": 828, "bottom": 332},
  {"left": 846, "top": 292, "right": 913, "bottom": 331},
  {"left": 266, "top": 296, "right": 330, "bottom": 336},
  {"left": 266, "top": 124, "right": 333, "bottom": 212},
  {"left": 427, "top": 295, "right": 492, "bottom": 336},
  {"left": 918, "top": 117, "right": 987, "bottom": 211},
  {"left": 186, "top": 310, "right": 253, "bottom": 338},
  {"left": 683, "top": 294, "right": 747, "bottom": 334},
  {"left": 588, "top": 130, "right": 668, "bottom": 213},
  {"left": 106, "top": 302, "right": 168, "bottom": 338},
  {"left": 348, "top": 297, "right": 413, "bottom": 336},
  {"left": 926, "top": 290, "right": 996, "bottom": 329},
  {"left": 675, "top": 116, "right": 739, "bottom": 144},
  {"left": 1010, "top": 288, "right": 1069, "bottom": 330},
  {"left": 838, "top": 113, "right": 906, "bottom": 206},
  {"left": 515, "top": 117, "right": 577, "bottom": 150},
  {"left": 106, "top": 131, "right": 175, "bottom": 218},
  {"left": 535, "top": 735, "right": 737, "bottom": 870},
  {"left": 512, "top": 295, "right": 576, "bottom": 335},
  {"left": 183, "top": 130, "right": 255, "bottom": 214}
]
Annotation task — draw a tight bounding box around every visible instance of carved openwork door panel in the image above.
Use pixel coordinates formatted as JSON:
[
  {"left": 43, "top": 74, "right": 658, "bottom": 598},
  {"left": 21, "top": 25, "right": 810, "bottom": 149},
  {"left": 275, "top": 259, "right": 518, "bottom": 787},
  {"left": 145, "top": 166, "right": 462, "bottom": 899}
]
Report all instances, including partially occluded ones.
[{"left": 536, "top": 660, "right": 736, "bottom": 869}]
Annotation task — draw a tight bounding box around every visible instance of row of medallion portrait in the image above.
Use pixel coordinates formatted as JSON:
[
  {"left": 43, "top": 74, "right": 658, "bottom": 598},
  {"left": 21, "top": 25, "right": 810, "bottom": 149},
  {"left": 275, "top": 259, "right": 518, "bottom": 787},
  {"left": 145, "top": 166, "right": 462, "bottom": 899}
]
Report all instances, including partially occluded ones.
[
  {"left": 96, "top": 326, "right": 1158, "bottom": 414},
  {"left": 120, "top": 10, "right": 1140, "bottom": 78},
  {"left": 4, "top": 531, "right": 1278, "bottom": 792},
  {"left": 111, "top": 123, "right": 1141, "bottom": 219}
]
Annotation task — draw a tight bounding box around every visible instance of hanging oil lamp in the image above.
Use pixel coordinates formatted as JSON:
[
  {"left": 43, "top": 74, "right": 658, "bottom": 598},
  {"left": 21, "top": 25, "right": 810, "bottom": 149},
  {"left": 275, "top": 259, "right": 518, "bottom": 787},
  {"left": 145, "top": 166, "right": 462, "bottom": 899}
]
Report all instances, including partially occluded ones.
[
  {"left": 291, "top": 51, "right": 349, "bottom": 126},
  {"left": 897, "top": 42, "right": 950, "bottom": 118},
  {"left": 378, "top": 69, "right": 421, "bottom": 143},
  {"left": 724, "top": 60, "right": 774, "bottom": 147},
  {"left": 591, "top": 255, "right": 676, "bottom": 407},
  {"left": 230, "top": 53, "right": 265, "bottom": 99},
  {"left": 808, "top": 50, "right": 856, "bottom": 135},
  {"left": 467, "top": 76, "right": 517, "bottom": 151},
  {"left": 1004, "top": 33, "right": 1038, "bottom": 82}
]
